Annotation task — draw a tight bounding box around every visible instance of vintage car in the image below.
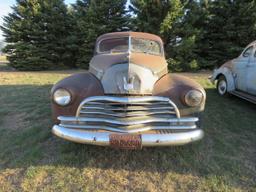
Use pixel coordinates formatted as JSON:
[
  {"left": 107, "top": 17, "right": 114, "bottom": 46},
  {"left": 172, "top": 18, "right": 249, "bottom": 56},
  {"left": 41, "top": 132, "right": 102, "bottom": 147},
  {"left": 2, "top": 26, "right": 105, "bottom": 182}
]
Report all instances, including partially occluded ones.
[
  {"left": 51, "top": 32, "right": 206, "bottom": 149},
  {"left": 211, "top": 40, "right": 256, "bottom": 103}
]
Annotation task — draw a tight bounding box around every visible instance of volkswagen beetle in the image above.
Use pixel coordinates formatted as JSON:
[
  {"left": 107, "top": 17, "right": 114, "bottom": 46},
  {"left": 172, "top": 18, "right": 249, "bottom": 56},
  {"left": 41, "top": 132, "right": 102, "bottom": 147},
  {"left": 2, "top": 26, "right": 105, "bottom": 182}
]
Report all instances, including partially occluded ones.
[
  {"left": 210, "top": 40, "right": 256, "bottom": 103},
  {"left": 51, "top": 32, "right": 206, "bottom": 149}
]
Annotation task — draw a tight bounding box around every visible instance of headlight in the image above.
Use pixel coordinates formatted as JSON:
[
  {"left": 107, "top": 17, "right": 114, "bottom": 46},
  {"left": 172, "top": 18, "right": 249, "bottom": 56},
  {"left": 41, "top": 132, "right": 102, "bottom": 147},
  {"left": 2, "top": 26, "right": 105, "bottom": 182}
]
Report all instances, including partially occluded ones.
[
  {"left": 184, "top": 90, "right": 203, "bottom": 107},
  {"left": 53, "top": 88, "right": 71, "bottom": 106}
]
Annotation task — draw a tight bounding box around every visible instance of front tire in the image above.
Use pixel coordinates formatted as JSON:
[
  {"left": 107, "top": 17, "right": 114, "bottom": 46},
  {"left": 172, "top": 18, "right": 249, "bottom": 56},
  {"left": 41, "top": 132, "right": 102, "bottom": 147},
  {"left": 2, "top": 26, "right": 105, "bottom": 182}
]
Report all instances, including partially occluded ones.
[{"left": 217, "top": 75, "right": 229, "bottom": 97}]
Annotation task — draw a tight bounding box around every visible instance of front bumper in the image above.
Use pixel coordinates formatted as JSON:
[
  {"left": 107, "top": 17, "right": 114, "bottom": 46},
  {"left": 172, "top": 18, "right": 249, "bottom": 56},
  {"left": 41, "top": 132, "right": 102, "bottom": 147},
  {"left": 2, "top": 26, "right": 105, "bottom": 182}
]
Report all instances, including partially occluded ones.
[
  {"left": 52, "top": 96, "right": 204, "bottom": 147},
  {"left": 52, "top": 125, "right": 204, "bottom": 146}
]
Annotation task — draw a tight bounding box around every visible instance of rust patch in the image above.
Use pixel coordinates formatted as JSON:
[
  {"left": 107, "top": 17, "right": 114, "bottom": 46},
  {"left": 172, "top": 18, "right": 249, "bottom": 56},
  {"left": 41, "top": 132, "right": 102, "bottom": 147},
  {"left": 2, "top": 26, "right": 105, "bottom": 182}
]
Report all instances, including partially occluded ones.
[{"left": 51, "top": 72, "right": 104, "bottom": 122}]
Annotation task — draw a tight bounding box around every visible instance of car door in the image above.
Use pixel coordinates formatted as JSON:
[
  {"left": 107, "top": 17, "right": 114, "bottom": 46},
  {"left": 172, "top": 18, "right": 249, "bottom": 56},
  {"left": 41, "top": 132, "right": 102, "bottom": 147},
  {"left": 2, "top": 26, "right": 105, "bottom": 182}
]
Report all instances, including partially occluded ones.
[
  {"left": 233, "top": 46, "right": 254, "bottom": 92},
  {"left": 246, "top": 44, "right": 256, "bottom": 95}
]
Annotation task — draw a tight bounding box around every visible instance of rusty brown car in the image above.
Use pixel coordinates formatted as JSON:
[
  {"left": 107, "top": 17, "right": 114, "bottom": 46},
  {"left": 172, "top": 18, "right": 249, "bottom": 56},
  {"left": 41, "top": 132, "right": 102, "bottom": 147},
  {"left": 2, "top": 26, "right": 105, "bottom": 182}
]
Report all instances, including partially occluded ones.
[{"left": 51, "top": 32, "right": 206, "bottom": 149}]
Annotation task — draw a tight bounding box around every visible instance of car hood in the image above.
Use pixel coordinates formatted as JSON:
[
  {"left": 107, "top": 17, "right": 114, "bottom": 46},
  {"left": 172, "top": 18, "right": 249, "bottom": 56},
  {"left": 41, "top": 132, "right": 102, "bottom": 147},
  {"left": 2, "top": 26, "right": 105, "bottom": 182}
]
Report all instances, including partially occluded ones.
[
  {"left": 89, "top": 52, "right": 167, "bottom": 76},
  {"left": 89, "top": 52, "right": 168, "bottom": 95},
  {"left": 221, "top": 59, "right": 235, "bottom": 70}
]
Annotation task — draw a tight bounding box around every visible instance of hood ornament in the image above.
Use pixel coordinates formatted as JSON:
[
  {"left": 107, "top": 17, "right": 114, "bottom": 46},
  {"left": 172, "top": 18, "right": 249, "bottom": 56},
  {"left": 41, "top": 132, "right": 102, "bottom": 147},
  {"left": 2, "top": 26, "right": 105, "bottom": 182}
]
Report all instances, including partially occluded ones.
[{"left": 123, "top": 76, "right": 135, "bottom": 92}]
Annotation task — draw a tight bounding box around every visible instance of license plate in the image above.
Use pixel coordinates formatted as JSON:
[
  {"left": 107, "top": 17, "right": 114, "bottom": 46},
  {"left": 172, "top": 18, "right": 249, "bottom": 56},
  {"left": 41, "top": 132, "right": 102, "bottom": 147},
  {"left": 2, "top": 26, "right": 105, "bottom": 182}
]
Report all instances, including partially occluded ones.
[{"left": 109, "top": 134, "right": 142, "bottom": 149}]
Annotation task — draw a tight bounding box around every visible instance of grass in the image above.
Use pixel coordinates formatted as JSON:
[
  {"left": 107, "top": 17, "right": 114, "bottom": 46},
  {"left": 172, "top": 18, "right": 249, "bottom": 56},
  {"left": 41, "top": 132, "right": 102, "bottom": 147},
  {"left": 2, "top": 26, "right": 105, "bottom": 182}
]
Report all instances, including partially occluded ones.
[
  {"left": 0, "top": 55, "right": 7, "bottom": 62},
  {"left": 0, "top": 56, "right": 13, "bottom": 71},
  {"left": 0, "top": 69, "right": 255, "bottom": 191}
]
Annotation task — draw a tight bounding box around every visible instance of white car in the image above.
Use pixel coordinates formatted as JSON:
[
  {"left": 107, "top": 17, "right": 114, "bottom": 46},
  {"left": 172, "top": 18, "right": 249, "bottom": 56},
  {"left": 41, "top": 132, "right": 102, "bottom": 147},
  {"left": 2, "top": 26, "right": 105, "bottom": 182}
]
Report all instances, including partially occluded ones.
[{"left": 211, "top": 40, "right": 256, "bottom": 103}]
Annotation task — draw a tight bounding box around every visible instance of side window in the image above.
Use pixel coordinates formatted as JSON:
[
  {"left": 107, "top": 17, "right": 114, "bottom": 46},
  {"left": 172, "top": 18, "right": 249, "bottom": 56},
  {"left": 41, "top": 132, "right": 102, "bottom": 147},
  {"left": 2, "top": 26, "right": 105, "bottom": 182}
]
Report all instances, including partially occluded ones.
[{"left": 243, "top": 46, "right": 253, "bottom": 57}]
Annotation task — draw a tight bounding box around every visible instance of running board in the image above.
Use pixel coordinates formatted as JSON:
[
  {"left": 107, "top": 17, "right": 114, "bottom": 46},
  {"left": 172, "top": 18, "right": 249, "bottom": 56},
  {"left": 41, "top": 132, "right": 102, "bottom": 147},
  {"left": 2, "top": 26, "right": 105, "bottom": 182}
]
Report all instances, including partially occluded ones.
[{"left": 230, "top": 90, "right": 256, "bottom": 104}]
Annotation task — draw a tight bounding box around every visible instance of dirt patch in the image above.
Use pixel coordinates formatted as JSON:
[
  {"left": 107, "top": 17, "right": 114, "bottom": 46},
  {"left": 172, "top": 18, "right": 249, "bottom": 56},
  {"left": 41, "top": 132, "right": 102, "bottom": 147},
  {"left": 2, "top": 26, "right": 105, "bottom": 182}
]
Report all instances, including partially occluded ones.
[{"left": 2, "top": 113, "right": 28, "bottom": 130}]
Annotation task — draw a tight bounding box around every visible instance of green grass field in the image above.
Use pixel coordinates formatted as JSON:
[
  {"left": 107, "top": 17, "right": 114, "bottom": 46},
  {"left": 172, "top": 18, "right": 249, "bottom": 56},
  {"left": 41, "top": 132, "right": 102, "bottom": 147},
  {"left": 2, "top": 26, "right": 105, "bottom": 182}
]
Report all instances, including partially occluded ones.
[{"left": 0, "top": 70, "right": 255, "bottom": 192}]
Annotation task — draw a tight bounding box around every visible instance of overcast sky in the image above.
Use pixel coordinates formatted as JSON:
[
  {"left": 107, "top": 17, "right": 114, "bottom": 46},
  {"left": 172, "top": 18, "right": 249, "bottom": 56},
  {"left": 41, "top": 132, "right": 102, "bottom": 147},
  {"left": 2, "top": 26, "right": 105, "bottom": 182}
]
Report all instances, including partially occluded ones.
[{"left": 0, "top": 0, "right": 76, "bottom": 40}]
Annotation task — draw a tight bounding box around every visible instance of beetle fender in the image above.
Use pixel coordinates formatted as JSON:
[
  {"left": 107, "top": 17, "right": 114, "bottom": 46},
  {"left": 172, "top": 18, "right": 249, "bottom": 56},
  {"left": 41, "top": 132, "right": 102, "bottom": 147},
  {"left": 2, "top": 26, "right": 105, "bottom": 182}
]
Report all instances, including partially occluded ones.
[{"left": 211, "top": 67, "right": 235, "bottom": 92}]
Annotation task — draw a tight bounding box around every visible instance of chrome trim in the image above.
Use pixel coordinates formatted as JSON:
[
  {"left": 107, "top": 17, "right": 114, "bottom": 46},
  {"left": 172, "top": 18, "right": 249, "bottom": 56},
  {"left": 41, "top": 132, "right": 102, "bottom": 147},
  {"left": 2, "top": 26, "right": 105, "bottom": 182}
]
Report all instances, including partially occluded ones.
[
  {"left": 52, "top": 125, "right": 204, "bottom": 146},
  {"left": 76, "top": 96, "right": 180, "bottom": 118},
  {"left": 59, "top": 116, "right": 197, "bottom": 126},
  {"left": 58, "top": 124, "right": 197, "bottom": 133},
  {"left": 128, "top": 36, "right": 131, "bottom": 54},
  {"left": 82, "top": 105, "right": 174, "bottom": 111},
  {"left": 84, "top": 101, "right": 169, "bottom": 105},
  {"left": 52, "top": 96, "right": 204, "bottom": 146},
  {"left": 79, "top": 110, "right": 176, "bottom": 117}
]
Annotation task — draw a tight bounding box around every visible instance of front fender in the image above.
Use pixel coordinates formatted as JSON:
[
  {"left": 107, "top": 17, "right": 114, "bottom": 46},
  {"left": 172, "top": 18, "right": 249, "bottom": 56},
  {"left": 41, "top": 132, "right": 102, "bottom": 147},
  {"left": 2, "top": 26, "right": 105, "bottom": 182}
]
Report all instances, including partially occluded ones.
[
  {"left": 211, "top": 67, "right": 235, "bottom": 92},
  {"left": 152, "top": 73, "right": 206, "bottom": 116},
  {"left": 51, "top": 72, "right": 104, "bottom": 122}
]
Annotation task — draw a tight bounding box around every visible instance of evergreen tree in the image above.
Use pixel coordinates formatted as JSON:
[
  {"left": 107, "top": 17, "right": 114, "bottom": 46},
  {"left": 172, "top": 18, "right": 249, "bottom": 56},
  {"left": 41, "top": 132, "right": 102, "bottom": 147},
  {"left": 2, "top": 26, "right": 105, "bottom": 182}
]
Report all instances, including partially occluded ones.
[
  {"left": 130, "top": 0, "right": 256, "bottom": 71},
  {"left": 167, "top": 0, "right": 209, "bottom": 71},
  {"left": 1, "top": 0, "right": 70, "bottom": 70},
  {"left": 130, "top": 0, "right": 184, "bottom": 44},
  {"left": 130, "top": 0, "right": 199, "bottom": 71},
  {"left": 63, "top": 5, "right": 80, "bottom": 68},
  {"left": 198, "top": 0, "right": 256, "bottom": 68},
  {"left": 73, "top": 0, "right": 129, "bottom": 68}
]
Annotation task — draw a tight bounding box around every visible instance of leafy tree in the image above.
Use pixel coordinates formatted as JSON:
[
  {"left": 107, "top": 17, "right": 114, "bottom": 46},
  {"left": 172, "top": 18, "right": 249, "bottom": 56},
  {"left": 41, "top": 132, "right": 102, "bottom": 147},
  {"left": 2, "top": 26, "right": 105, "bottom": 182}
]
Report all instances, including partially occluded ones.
[{"left": 1, "top": 0, "right": 71, "bottom": 70}]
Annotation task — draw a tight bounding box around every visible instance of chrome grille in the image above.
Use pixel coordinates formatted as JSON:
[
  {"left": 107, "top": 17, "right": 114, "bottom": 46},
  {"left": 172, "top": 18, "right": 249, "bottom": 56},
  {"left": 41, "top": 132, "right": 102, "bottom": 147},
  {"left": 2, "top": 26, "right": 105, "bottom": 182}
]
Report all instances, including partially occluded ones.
[{"left": 59, "top": 96, "right": 198, "bottom": 133}]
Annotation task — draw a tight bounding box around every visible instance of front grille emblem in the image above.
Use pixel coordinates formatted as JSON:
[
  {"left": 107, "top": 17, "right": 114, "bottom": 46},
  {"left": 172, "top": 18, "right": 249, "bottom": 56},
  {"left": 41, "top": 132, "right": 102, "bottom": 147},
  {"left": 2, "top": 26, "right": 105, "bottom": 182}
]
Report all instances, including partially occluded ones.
[{"left": 123, "top": 76, "right": 135, "bottom": 91}]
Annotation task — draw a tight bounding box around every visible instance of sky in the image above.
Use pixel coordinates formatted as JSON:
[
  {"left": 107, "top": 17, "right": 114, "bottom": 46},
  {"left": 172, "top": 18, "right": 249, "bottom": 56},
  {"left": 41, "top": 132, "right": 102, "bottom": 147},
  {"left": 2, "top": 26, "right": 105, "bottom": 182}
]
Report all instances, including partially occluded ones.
[{"left": 0, "top": 0, "right": 76, "bottom": 40}]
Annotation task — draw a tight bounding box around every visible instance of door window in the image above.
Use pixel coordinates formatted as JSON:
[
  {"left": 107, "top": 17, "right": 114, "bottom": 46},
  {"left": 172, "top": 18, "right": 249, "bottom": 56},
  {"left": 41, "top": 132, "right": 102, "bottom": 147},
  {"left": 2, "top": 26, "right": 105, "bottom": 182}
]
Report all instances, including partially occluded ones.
[{"left": 243, "top": 46, "right": 253, "bottom": 57}]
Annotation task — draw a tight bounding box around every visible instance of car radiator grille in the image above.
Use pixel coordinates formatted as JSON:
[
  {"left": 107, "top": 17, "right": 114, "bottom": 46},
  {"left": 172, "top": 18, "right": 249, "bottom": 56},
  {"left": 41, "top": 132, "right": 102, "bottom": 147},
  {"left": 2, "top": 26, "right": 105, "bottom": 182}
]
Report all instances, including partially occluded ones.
[{"left": 58, "top": 96, "right": 199, "bottom": 133}]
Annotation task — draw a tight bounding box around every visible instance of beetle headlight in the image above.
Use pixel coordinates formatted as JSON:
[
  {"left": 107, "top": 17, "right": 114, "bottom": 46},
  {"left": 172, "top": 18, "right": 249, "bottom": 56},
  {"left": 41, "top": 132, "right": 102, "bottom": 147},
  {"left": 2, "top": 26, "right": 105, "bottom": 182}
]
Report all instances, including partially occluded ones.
[
  {"left": 53, "top": 88, "right": 71, "bottom": 106},
  {"left": 184, "top": 90, "right": 203, "bottom": 107}
]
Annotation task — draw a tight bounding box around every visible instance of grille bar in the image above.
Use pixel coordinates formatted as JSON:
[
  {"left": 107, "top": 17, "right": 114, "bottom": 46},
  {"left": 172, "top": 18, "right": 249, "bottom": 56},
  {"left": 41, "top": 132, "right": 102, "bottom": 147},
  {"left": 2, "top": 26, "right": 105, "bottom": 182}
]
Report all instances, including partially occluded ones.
[
  {"left": 82, "top": 105, "right": 174, "bottom": 111},
  {"left": 79, "top": 110, "right": 176, "bottom": 117},
  {"left": 57, "top": 96, "right": 200, "bottom": 133},
  {"left": 76, "top": 96, "right": 181, "bottom": 118},
  {"left": 87, "top": 101, "right": 169, "bottom": 105},
  {"left": 58, "top": 116, "right": 198, "bottom": 126}
]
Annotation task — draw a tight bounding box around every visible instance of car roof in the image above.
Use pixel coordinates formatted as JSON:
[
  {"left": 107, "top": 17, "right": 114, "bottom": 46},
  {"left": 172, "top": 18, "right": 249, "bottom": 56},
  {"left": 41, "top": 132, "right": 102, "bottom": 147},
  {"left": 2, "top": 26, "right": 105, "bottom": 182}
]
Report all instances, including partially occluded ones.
[
  {"left": 248, "top": 40, "right": 256, "bottom": 47},
  {"left": 96, "top": 31, "right": 163, "bottom": 44}
]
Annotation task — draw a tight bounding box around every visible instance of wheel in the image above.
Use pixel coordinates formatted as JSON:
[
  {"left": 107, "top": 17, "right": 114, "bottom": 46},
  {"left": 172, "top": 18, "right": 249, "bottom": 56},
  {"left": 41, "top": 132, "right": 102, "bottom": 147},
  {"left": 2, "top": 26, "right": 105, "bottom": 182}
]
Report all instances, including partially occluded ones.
[{"left": 216, "top": 75, "right": 229, "bottom": 96}]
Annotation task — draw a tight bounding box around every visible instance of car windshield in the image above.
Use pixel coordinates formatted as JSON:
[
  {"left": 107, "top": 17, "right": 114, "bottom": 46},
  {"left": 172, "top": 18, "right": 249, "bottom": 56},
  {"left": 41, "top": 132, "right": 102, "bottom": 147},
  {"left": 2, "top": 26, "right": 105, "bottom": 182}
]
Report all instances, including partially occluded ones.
[
  {"left": 131, "top": 38, "right": 161, "bottom": 55},
  {"left": 98, "top": 37, "right": 129, "bottom": 53},
  {"left": 98, "top": 37, "right": 162, "bottom": 55}
]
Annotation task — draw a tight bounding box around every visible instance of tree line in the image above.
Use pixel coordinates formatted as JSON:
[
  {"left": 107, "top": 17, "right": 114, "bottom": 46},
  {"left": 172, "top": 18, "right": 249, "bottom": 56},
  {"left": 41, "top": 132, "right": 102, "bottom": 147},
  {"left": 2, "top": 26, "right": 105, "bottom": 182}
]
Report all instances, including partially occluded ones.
[{"left": 1, "top": 0, "right": 256, "bottom": 71}]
